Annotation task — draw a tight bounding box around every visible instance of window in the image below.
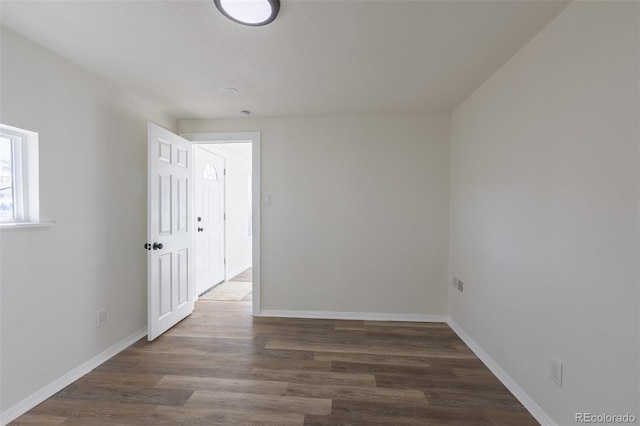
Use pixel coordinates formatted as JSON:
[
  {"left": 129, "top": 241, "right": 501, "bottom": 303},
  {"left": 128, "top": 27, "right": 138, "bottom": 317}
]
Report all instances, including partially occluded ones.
[
  {"left": 0, "top": 124, "right": 41, "bottom": 227},
  {"left": 0, "top": 135, "right": 17, "bottom": 220},
  {"left": 202, "top": 161, "right": 219, "bottom": 180}
]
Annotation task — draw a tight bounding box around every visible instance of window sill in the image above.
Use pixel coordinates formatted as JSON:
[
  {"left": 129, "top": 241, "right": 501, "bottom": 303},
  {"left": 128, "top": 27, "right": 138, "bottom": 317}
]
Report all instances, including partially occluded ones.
[{"left": 0, "top": 221, "right": 55, "bottom": 231}]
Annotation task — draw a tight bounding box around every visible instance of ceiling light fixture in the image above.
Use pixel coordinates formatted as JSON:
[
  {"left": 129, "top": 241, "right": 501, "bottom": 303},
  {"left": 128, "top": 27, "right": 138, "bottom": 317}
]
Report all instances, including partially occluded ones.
[{"left": 214, "top": 0, "right": 280, "bottom": 26}]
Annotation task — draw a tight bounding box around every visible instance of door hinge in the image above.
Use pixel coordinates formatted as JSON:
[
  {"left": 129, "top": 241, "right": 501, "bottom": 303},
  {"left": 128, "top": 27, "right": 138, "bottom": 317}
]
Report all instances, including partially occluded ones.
[
  {"left": 224, "top": 169, "right": 226, "bottom": 176},
  {"left": 224, "top": 213, "right": 226, "bottom": 220},
  {"left": 224, "top": 258, "right": 226, "bottom": 265}
]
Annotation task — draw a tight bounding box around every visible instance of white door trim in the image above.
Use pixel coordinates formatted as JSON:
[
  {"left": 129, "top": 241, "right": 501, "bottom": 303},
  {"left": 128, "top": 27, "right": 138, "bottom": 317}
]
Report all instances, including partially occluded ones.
[{"left": 182, "top": 132, "right": 261, "bottom": 316}]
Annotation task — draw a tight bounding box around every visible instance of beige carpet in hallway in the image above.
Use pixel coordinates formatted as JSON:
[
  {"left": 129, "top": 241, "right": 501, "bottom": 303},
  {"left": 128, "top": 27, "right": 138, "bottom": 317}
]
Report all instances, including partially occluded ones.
[
  {"left": 199, "top": 268, "right": 252, "bottom": 301},
  {"left": 199, "top": 281, "right": 251, "bottom": 301}
]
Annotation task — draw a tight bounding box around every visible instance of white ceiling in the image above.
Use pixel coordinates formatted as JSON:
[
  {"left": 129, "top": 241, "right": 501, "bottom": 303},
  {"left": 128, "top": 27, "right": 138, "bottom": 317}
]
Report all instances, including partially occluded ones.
[{"left": 0, "top": 0, "right": 570, "bottom": 119}]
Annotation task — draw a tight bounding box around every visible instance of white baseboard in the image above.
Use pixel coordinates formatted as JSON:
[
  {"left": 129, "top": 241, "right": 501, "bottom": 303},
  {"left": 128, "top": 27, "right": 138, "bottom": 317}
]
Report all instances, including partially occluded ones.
[
  {"left": 226, "top": 263, "right": 252, "bottom": 281},
  {"left": 446, "top": 318, "right": 555, "bottom": 426},
  {"left": 0, "top": 327, "right": 147, "bottom": 426},
  {"left": 258, "top": 309, "right": 447, "bottom": 323}
]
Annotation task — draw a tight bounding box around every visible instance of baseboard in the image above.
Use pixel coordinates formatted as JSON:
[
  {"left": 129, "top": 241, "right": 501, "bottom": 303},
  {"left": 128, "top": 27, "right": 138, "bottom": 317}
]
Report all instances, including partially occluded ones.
[
  {"left": 226, "top": 263, "right": 252, "bottom": 281},
  {"left": 446, "top": 318, "right": 556, "bottom": 426},
  {"left": 258, "top": 309, "right": 447, "bottom": 323},
  {"left": 1, "top": 327, "right": 147, "bottom": 426}
]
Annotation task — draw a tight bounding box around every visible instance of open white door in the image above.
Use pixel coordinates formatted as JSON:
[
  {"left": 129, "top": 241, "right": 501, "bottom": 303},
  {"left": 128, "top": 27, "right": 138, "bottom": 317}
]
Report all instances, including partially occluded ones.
[
  {"left": 195, "top": 146, "right": 226, "bottom": 295},
  {"left": 147, "top": 123, "right": 195, "bottom": 341}
]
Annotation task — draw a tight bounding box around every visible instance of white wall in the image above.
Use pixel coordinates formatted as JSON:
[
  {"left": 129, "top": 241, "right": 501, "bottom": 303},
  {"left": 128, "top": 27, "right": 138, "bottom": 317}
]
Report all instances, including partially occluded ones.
[
  {"left": 449, "top": 2, "right": 639, "bottom": 424},
  {"left": 179, "top": 115, "right": 450, "bottom": 318},
  {"left": 0, "top": 27, "right": 175, "bottom": 415}
]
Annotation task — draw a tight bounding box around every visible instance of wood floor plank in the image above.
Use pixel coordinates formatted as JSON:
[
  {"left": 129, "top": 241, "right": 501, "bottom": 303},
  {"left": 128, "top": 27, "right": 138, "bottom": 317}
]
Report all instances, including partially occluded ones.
[
  {"left": 331, "top": 360, "right": 447, "bottom": 376},
  {"left": 163, "top": 327, "right": 257, "bottom": 339},
  {"left": 266, "top": 340, "right": 470, "bottom": 358},
  {"left": 304, "top": 399, "right": 492, "bottom": 426},
  {"left": 155, "top": 375, "right": 289, "bottom": 395},
  {"left": 25, "top": 399, "right": 157, "bottom": 423},
  {"left": 254, "top": 324, "right": 366, "bottom": 338},
  {"left": 375, "top": 372, "right": 514, "bottom": 392},
  {"left": 250, "top": 368, "right": 377, "bottom": 387},
  {"left": 284, "top": 383, "right": 427, "bottom": 406},
  {"left": 119, "top": 353, "right": 333, "bottom": 376},
  {"left": 119, "top": 351, "right": 298, "bottom": 378},
  {"left": 129, "top": 360, "right": 253, "bottom": 378},
  {"left": 68, "top": 372, "right": 164, "bottom": 388},
  {"left": 8, "top": 414, "right": 68, "bottom": 425},
  {"left": 313, "top": 351, "right": 432, "bottom": 367},
  {"left": 185, "top": 390, "right": 332, "bottom": 416},
  {"left": 335, "top": 323, "right": 456, "bottom": 337},
  {"left": 362, "top": 324, "right": 459, "bottom": 336},
  {"left": 60, "top": 419, "right": 138, "bottom": 426},
  {"left": 363, "top": 320, "right": 450, "bottom": 328},
  {"left": 423, "top": 388, "right": 527, "bottom": 411},
  {"left": 147, "top": 405, "right": 305, "bottom": 426},
  {"left": 51, "top": 383, "right": 193, "bottom": 407}
]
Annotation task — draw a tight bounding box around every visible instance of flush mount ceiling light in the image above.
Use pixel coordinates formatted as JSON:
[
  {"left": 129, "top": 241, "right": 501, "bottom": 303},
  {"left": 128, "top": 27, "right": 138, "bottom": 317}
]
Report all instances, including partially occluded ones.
[{"left": 214, "top": 0, "right": 280, "bottom": 26}]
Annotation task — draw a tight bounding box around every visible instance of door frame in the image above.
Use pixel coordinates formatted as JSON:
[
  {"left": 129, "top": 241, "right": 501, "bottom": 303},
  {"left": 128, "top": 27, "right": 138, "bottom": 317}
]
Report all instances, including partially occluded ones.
[{"left": 183, "top": 131, "right": 261, "bottom": 316}]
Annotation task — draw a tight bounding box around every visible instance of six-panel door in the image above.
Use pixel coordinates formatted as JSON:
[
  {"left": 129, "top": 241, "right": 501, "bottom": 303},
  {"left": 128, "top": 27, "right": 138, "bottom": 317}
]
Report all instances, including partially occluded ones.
[{"left": 148, "top": 123, "right": 194, "bottom": 341}]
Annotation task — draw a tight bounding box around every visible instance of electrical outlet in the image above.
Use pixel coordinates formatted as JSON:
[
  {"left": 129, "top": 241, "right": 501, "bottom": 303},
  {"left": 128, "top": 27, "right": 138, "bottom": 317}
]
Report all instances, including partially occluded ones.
[
  {"left": 550, "top": 357, "right": 562, "bottom": 386},
  {"left": 96, "top": 309, "right": 107, "bottom": 328}
]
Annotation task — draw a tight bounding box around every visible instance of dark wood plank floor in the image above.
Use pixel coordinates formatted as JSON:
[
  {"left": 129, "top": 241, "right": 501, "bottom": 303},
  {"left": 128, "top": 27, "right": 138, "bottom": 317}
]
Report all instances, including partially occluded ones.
[{"left": 12, "top": 282, "right": 537, "bottom": 425}]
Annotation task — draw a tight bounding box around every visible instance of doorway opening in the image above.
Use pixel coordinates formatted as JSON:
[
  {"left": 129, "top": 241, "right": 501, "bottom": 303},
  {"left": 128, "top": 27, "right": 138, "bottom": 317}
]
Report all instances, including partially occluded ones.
[
  {"left": 198, "top": 267, "right": 253, "bottom": 303},
  {"left": 194, "top": 142, "right": 253, "bottom": 302},
  {"left": 185, "top": 131, "right": 261, "bottom": 315}
]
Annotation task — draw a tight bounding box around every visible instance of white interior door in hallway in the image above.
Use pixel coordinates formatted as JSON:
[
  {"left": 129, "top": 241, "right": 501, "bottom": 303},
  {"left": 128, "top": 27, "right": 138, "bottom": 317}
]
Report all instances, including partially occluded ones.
[
  {"left": 147, "top": 123, "right": 195, "bottom": 341},
  {"left": 195, "top": 146, "right": 226, "bottom": 295}
]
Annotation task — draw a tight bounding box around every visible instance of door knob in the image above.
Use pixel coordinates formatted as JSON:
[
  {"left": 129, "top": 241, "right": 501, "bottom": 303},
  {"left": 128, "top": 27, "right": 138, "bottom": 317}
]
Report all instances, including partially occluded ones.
[
  {"left": 197, "top": 216, "right": 202, "bottom": 222},
  {"left": 198, "top": 227, "right": 204, "bottom": 232},
  {"left": 153, "top": 242, "right": 163, "bottom": 250}
]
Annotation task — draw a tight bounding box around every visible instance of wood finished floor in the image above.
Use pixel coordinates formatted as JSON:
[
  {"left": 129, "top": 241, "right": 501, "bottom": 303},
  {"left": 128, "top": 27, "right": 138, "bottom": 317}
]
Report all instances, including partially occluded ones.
[{"left": 12, "top": 280, "right": 537, "bottom": 425}]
